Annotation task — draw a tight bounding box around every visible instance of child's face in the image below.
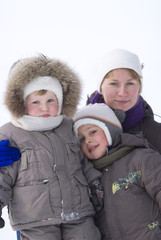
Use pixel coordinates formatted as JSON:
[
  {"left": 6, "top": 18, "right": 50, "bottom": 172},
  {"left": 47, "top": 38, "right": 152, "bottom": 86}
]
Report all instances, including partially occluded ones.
[
  {"left": 78, "top": 124, "right": 109, "bottom": 160},
  {"left": 26, "top": 90, "right": 59, "bottom": 117}
]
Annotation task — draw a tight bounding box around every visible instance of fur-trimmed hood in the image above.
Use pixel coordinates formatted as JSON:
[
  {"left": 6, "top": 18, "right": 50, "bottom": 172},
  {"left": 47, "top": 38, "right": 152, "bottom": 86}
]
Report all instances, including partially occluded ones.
[{"left": 5, "top": 55, "right": 81, "bottom": 118}]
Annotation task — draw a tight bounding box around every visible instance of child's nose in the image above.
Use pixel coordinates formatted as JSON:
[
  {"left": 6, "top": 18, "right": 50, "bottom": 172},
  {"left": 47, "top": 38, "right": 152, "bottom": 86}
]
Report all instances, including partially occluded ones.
[
  {"left": 86, "top": 137, "right": 92, "bottom": 144},
  {"left": 40, "top": 103, "right": 48, "bottom": 111}
]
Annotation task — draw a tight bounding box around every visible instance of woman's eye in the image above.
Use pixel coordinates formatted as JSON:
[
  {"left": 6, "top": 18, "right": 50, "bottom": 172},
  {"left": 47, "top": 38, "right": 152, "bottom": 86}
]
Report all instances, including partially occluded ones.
[
  {"left": 127, "top": 82, "right": 134, "bottom": 86},
  {"left": 110, "top": 82, "right": 118, "bottom": 86}
]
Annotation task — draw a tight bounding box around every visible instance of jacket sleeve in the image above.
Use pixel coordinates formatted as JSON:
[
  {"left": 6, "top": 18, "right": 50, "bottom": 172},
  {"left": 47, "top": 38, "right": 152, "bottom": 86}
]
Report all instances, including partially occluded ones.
[
  {"left": 81, "top": 153, "right": 102, "bottom": 184},
  {"left": 0, "top": 162, "right": 19, "bottom": 207},
  {"left": 0, "top": 132, "right": 19, "bottom": 207},
  {"left": 140, "top": 148, "right": 161, "bottom": 211}
]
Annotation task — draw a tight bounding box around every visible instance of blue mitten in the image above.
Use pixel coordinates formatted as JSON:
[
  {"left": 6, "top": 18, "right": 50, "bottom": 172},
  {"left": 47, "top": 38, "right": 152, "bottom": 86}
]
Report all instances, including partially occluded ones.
[{"left": 0, "top": 140, "right": 21, "bottom": 167}]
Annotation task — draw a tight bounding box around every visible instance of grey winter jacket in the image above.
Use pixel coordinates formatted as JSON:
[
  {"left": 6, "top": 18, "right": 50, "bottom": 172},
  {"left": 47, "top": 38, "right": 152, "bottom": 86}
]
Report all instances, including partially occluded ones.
[
  {"left": 0, "top": 117, "right": 101, "bottom": 231},
  {"left": 95, "top": 133, "right": 161, "bottom": 240}
]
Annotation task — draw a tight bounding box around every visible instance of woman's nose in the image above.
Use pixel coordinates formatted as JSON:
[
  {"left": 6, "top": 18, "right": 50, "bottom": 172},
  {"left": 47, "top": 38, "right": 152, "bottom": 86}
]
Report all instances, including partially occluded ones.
[{"left": 118, "top": 85, "right": 127, "bottom": 96}]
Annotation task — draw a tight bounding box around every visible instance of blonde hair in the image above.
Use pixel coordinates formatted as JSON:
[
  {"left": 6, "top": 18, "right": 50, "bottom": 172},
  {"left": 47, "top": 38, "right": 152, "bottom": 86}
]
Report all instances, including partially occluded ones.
[
  {"left": 26, "top": 90, "right": 48, "bottom": 100},
  {"left": 35, "top": 89, "right": 48, "bottom": 96},
  {"left": 101, "top": 68, "right": 142, "bottom": 92}
]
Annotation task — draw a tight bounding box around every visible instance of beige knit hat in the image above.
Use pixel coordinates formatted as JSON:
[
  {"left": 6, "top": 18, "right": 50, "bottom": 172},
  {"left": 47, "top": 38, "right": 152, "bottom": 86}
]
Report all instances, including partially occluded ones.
[{"left": 73, "top": 103, "right": 122, "bottom": 146}]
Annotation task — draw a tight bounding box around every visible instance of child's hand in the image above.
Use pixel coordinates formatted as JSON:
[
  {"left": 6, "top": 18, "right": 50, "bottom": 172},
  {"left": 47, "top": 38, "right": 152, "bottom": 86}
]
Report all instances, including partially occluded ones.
[
  {"left": 0, "top": 217, "right": 5, "bottom": 228},
  {"left": 89, "top": 178, "right": 104, "bottom": 212},
  {"left": 0, "top": 207, "right": 5, "bottom": 228}
]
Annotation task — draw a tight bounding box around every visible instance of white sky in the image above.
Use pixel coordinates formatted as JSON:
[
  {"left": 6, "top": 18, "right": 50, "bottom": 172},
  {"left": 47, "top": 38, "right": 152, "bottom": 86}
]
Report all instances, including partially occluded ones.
[{"left": 1, "top": 0, "right": 161, "bottom": 238}]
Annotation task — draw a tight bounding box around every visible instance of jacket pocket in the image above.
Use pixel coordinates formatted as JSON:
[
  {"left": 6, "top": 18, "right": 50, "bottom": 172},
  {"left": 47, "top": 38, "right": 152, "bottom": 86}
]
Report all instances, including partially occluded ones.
[
  {"left": 73, "top": 171, "right": 92, "bottom": 209},
  {"left": 17, "top": 149, "right": 53, "bottom": 184},
  {"left": 9, "top": 182, "right": 53, "bottom": 224},
  {"left": 147, "top": 220, "right": 161, "bottom": 239},
  {"left": 19, "top": 149, "right": 47, "bottom": 171},
  {"left": 67, "top": 141, "right": 84, "bottom": 166}
]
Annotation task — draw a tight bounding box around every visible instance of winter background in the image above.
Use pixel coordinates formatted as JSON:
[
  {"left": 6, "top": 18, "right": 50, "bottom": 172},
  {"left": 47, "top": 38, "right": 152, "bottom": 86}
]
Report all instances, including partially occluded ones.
[{"left": 1, "top": 0, "right": 161, "bottom": 238}]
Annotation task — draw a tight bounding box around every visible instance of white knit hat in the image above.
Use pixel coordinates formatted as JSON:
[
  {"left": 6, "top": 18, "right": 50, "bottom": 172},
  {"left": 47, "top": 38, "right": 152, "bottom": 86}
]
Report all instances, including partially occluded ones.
[
  {"left": 73, "top": 103, "right": 122, "bottom": 146},
  {"left": 97, "top": 49, "right": 143, "bottom": 92},
  {"left": 24, "top": 76, "right": 63, "bottom": 115}
]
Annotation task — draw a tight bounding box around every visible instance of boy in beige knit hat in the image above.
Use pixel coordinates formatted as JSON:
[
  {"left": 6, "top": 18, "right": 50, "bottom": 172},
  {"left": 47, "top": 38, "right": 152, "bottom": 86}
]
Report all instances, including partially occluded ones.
[{"left": 73, "top": 103, "right": 161, "bottom": 240}]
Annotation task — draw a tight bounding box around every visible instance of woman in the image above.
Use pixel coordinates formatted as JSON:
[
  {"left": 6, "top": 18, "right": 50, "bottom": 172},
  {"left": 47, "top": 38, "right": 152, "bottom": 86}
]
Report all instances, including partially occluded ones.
[{"left": 87, "top": 48, "right": 161, "bottom": 153}]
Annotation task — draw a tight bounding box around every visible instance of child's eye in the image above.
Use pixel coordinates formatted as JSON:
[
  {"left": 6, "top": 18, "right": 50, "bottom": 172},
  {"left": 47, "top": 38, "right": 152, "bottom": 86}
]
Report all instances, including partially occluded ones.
[
  {"left": 48, "top": 99, "right": 54, "bottom": 103},
  {"left": 90, "top": 130, "right": 97, "bottom": 135},
  {"left": 79, "top": 136, "right": 85, "bottom": 144},
  {"left": 32, "top": 101, "right": 39, "bottom": 104}
]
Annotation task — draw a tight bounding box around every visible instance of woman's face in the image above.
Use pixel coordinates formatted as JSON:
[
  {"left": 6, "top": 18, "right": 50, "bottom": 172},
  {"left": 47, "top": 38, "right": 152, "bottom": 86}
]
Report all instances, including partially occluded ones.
[{"left": 100, "top": 69, "right": 141, "bottom": 111}]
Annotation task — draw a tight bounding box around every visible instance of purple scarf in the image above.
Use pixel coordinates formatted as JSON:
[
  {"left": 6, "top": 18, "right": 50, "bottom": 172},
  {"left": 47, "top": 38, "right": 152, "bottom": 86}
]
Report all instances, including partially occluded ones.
[
  {"left": 122, "top": 96, "right": 145, "bottom": 131},
  {"left": 88, "top": 91, "right": 105, "bottom": 104}
]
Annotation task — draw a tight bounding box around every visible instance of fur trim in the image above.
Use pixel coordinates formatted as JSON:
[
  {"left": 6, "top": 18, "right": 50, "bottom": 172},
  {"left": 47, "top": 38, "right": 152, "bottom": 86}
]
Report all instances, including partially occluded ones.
[{"left": 5, "top": 55, "right": 81, "bottom": 118}]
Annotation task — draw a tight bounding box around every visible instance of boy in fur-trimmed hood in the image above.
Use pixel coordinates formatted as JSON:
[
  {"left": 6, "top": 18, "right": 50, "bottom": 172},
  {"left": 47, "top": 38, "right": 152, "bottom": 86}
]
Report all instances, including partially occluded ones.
[{"left": 0, "top": 55, "right": 101, "bottom": 240}]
